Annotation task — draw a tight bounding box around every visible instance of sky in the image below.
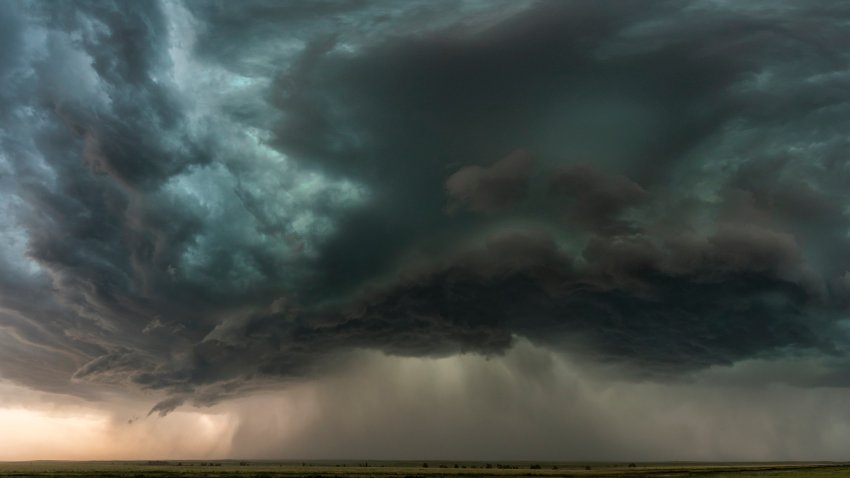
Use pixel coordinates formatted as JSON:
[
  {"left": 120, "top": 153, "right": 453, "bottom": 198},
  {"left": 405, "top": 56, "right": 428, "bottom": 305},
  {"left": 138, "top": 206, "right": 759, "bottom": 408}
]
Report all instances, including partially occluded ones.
[{"left": 2, "top": 0, "right": 850, "bottom": 461}]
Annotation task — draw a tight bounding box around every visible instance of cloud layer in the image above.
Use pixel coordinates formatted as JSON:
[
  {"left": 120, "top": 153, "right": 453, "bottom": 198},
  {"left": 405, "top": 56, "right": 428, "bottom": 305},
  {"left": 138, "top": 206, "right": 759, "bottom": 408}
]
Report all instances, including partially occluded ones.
[{"left": 2, "top": 0, "right": 850, "bottom": 455}]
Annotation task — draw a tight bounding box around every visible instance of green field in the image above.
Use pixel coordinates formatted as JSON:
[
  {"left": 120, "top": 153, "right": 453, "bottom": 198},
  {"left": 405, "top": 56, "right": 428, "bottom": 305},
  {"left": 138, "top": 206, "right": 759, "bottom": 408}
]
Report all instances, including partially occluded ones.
[{"left": 0, "top": 462, "right": 848, "bottom": 478}]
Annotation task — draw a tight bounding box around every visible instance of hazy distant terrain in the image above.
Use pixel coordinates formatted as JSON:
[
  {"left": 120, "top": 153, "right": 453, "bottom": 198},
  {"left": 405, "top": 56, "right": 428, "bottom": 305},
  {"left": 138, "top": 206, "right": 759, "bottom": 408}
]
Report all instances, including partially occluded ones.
[{"left": 0, "top": 462, "right": 848, "bottom": 478}]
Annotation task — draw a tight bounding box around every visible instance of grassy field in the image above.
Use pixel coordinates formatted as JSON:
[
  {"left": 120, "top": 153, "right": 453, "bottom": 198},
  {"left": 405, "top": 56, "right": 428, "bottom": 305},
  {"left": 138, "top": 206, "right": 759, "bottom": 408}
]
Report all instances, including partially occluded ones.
[{"left": 0, "top": 461, "right": 848, "bottom": 478}]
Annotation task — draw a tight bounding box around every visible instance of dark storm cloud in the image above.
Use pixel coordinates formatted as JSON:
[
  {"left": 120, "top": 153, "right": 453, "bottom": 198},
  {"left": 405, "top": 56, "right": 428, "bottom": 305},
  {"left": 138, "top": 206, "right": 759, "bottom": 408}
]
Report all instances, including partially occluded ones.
[
  {"left": 267, "top": 0, "right": 787, "bottom": 296},
  {"left": 2, "top": 0, "right": 850, "bottom": 415}
]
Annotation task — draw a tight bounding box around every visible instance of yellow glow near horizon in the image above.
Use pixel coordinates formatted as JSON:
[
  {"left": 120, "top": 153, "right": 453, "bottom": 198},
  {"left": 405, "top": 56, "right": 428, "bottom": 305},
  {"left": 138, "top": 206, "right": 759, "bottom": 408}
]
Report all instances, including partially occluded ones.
[
  {"left": 0, "top": 407, "right": 109, "bottom": 460},
  {"left": 0, "top": 405, "right": 236, "bottom": 460}
]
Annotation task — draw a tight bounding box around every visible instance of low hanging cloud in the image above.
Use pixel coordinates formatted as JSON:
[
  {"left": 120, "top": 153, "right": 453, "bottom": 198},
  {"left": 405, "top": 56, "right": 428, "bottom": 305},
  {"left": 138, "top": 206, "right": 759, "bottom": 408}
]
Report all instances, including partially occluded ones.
[{"left": 1, "top": 0, "right": 850, "bottom": 446}]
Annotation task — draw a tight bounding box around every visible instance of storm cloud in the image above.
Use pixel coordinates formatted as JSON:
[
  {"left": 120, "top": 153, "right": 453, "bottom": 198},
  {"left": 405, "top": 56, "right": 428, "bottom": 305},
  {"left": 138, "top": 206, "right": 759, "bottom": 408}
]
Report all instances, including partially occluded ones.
[{"left": 2, "top": 0, "right": 850, "bottom": 455}]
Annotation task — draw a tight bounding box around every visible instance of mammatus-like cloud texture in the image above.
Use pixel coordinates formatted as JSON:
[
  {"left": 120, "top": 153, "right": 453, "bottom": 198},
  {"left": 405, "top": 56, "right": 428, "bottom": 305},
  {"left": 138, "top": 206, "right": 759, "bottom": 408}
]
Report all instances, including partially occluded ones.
[{"left": 2, "top": 0, "right": 850, "bottom": 421}]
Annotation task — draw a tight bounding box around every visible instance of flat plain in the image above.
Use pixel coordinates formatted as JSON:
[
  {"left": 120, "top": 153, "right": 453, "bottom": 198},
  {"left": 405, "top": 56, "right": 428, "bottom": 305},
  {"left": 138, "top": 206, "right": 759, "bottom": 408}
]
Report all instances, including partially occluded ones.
[{"left": 0, "top": 462, "right": 848, "bottom": 478}]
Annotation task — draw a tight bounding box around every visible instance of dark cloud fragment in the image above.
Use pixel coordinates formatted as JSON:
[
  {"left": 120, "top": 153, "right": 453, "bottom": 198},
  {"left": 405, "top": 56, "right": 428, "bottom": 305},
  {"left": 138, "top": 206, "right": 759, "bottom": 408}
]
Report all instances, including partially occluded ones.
[
  {"left": 445, "top": 149, "right": 535, "bottom": 213},
  {"left": 549, "top": 164, "right": 648, "bottom": 235},
  {"left": 147, "top": 395, "right": 186, "bottom": 417}
]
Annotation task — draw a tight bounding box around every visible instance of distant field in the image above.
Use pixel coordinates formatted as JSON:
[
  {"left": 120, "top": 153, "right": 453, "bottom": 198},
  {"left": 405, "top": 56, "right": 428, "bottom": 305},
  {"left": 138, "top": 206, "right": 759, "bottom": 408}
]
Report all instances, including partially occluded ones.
[{"left": 0, "top": 462, "right": 848, "bottom": 478}]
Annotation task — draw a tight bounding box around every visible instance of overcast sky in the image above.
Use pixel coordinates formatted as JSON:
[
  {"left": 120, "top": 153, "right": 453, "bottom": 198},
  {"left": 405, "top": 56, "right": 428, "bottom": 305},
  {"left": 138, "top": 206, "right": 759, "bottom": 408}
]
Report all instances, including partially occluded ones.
[{"left": 2, "top": 0, "right": 850, "bottom": 461}]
